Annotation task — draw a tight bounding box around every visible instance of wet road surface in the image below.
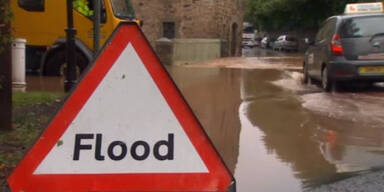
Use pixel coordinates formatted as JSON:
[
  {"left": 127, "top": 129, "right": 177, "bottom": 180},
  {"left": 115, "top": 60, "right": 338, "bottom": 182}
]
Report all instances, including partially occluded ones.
[
  {"left": 170, "top": 47, "right": 384, "bottom": 191},
  {"left": 24, "top": 47, "right": 384, "bottom": 191},
  {"left": 25, "top": 76, "right": 65, "bottom": 93}
]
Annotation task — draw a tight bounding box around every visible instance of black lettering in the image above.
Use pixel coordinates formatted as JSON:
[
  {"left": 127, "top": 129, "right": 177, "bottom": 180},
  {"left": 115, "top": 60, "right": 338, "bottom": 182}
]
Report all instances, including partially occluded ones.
[
  {"left": 73, "top": 134, "right": 94, "bottom": 161},
  {"left": 154, "top": 134, "right": 174, "bottom": 160},
  {"left": 95, "top": 134, "right": 105, "bottom": 161},
  {"left": 107, "top": 141, "right": 127, "bottom": 161},
  {"left": 131, "top": 141, "right": 150, "bottom": 161}
]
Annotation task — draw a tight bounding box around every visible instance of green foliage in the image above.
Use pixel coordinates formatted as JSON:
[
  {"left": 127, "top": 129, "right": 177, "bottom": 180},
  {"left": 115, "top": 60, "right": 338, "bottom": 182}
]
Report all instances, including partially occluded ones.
[
  {"left": 246, "top": 0, "right": 382, "bottom": 32},
  {"left": 0, "top": 0, "right": 13, "bottom": 53}
]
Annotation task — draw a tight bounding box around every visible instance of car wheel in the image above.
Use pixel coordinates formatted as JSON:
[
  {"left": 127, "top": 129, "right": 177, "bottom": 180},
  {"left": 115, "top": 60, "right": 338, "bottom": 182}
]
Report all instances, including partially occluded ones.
[
  {"left": 321, "top": 67, "right": 332, "bottom": 92},
  {"left": 44, "top": 49, "right": 88, "bottom": 77}
]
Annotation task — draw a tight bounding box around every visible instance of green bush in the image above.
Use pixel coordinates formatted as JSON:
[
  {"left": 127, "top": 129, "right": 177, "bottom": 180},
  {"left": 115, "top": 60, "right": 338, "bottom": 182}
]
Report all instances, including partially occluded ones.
[
  {"left": 0, "top": 0, "right": 12, "bottom": 53},
  {"left": 245, "top": 0, "right": 382, "bottom": 32}
]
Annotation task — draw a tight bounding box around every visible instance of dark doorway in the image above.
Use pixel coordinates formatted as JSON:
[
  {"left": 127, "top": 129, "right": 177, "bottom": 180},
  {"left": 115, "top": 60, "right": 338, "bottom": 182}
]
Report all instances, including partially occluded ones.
[{"left": 163, "top": 22, "right": 175, "bottom": 39}]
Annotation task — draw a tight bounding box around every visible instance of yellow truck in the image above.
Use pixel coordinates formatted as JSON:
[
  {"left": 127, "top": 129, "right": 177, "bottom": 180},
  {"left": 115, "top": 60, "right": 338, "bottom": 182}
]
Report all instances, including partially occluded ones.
[{"left": 11, "top": 0, "right": 138, "bottom": 76}]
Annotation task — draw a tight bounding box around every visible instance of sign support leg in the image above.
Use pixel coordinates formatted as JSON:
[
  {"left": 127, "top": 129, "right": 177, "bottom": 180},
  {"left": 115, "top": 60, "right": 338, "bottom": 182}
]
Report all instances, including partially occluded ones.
[{"left": 65, "top": 0, "right": 77, "bottom": 92}]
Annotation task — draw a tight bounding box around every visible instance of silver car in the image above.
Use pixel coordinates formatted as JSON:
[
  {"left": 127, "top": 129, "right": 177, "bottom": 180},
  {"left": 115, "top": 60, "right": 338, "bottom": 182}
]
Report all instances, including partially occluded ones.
[
  {"left": 273, "top": 35, "right": 298, "bottom": 52},
  {"left": 304, "top": 13, "right": 384, "bottom": 91}
]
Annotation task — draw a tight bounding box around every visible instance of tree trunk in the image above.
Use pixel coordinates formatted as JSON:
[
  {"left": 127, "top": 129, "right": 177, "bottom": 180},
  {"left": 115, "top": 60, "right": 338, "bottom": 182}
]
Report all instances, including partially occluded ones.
[{"left": 0, "top": 0, "right": 12, "bottom": 130}]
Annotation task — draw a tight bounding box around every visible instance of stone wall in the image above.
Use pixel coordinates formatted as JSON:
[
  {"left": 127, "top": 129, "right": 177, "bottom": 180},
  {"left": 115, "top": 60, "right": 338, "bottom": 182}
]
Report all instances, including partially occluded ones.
[{"left": 131, "top": 0, "right": 245, "bottom": 56}]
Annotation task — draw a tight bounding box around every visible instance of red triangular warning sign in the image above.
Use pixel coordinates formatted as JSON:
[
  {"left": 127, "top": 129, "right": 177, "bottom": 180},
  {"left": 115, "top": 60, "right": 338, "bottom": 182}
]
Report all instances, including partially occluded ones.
[{"left": 8, "top": 23, "right": 234, "bottom": 191}]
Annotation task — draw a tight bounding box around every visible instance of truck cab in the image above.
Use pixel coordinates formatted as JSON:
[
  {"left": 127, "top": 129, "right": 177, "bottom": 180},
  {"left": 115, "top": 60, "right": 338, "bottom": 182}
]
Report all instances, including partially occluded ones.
[{"left": 11, "top": 0, "right": 138, "bottom": 76}]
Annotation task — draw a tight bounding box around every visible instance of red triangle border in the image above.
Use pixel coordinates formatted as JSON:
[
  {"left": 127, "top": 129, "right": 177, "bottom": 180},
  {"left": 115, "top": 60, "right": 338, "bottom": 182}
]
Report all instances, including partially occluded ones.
[{"left": 7, "top": 23, "right": 233, "bottom": 192}]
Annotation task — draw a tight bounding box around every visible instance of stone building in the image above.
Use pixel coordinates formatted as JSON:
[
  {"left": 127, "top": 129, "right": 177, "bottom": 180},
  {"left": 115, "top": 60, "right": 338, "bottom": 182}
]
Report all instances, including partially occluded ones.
[{"left": 131, "top": 0, "right": 245, "bottom": 57}]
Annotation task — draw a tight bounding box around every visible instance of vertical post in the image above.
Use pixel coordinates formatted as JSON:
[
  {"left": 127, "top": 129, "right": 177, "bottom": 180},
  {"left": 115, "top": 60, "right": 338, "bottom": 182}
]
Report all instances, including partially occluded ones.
[
  {"left": 65, "top": 0, "right": 77, "bottom": 92},
  {"left": 0, "top": 0, "right": 12, "bottom": 130},
  {"left": 93, "top": 0, "right": 100, "bottom": 56}
]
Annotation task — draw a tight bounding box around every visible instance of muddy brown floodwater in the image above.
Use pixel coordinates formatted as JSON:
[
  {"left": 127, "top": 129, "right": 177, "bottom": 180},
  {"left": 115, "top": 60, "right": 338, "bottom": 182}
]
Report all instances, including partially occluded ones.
[
  {"left": 25, "top": 76, "right": 65, "bottom": 93},
  {"left": 24, "top": 47, "right": 384, "bottom": 192},
  {"left": 168, "top": 66, "right": 329, "bottom": 191},
  {"left": 169, "top": 47, "right": 384, "bottom": 191}
]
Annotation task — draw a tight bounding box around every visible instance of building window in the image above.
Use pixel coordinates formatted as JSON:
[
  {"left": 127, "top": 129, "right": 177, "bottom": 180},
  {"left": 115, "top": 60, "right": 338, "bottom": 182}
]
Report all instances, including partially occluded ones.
[
  {"left": 163, "top": 22, "right": 175, "bottom": 39},
  {"left": 18, "top": 0, "right": 45, "bottom": 12}
]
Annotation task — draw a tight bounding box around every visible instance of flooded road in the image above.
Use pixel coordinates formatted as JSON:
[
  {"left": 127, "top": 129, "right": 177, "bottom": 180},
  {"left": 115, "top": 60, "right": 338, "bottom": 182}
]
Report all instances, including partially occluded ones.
[
  {"left": 25, "top": 76, "right": 65, "bottom": 93},
  {"left": 169, "top": 47, "right": 384, "bottom": 191},
  {"left": 24, "top": 47, "right": 384, "bottom": 191}
]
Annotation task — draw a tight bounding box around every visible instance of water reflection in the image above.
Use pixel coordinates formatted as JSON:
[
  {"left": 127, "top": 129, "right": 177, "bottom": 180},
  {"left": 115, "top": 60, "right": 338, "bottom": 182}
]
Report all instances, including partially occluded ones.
[
  {"left": 313, "top": 122, "right": 384, "bottom": 174},
  {"left": 238, "top": 69, "right": 337, "bottom": 190},
  {"left": 166, "top": 66, "right": 242, "bottom": 174},
  {"left": 236, "top": 101, "right": 302, "bottom": 192},
  {"left": 26, "top": 76, "right": 65, "bottom": 93}
]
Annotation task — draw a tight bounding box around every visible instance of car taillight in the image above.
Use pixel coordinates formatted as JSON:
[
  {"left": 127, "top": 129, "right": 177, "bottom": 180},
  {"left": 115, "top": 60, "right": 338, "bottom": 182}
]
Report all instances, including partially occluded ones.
[{"left": 331, "top": 33, "right": 344, "bottom": 56}]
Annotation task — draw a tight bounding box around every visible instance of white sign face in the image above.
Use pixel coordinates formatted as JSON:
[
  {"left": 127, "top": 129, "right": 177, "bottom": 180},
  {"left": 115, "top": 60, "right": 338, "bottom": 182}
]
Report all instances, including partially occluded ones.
[
  {"left": 34, "top": 44, "right": 208, "bottom": 174},
  {"left": 345, "top": 3, "right": 383, "bottom": 14}
]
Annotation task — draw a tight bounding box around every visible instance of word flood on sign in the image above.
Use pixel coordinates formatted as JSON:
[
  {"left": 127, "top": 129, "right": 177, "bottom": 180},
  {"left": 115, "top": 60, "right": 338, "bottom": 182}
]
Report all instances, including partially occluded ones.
[{"left": 73, "top": 133, "right": 175, "bottom": 161}]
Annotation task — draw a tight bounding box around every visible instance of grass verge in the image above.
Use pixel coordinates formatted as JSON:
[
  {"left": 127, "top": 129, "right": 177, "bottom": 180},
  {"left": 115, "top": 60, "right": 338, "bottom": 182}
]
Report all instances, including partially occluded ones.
[{"left": 0, "top": 92, "right": 65, "bottom": 189}]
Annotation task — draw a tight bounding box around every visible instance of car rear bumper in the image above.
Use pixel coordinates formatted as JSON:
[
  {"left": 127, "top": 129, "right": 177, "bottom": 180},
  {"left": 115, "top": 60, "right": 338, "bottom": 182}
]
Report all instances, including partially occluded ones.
[
  {"left": 328, "top": 60, "right": 384, "bottom": 82},
  {"left": 242, "top": 40, "right": 256, "bottom": 47}
]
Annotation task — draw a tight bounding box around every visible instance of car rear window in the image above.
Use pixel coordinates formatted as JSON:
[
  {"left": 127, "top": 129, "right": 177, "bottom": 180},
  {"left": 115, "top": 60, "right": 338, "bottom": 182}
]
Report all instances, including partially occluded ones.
[
  {"left": 340, "top": 16, "right": 384, "bottom": 38},
  {"left": 243, "top": 27, "right": 254, "bottom": 33}
]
